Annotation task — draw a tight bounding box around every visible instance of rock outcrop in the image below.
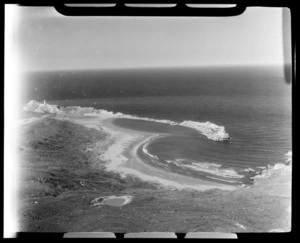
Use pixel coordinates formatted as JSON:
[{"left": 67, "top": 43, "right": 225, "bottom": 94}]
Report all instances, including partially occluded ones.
[{"left": 23, "top": 100, "right": 62, "bottom": 114}]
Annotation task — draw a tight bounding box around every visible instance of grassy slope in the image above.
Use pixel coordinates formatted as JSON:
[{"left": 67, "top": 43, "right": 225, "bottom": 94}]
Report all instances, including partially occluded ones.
[{"left": 16, "top": 117, "right": 291, "bottom": 232}]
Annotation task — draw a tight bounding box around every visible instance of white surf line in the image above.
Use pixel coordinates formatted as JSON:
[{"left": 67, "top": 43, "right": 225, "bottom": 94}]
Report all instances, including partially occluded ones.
[
  {"left": 164, "top": 159, "right": 244, "bottom": 180},
  {"left": 101, "top": 122, "right": 237, "bottom": 191},
  {"left": 23, "top": 100, "right": 231, "bottom": 141},
  {"left": 55, "top": 115, "right": 237, "bottom": 191},
  {"left": 140, "top": 134, "right": 168, "bottom": 161}
]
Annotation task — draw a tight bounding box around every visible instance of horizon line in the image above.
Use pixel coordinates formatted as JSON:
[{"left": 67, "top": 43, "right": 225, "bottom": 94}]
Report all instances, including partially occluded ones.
[{"left": 20, "top": 63, "right": 286, "bottom": 73}]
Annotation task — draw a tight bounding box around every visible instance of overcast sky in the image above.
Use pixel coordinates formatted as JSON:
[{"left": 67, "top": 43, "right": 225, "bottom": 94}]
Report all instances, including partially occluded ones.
[{"left": 14, "top": 6, "right": 288, "bottom": 71}]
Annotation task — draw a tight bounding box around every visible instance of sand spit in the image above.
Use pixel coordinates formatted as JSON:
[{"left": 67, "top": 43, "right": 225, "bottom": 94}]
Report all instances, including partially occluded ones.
[
  {"left": 16, "top": 112, "right": 292, "bottom": 232},
  {"left": 20, "top": 101, "right": 291, "bottom": 192},
  {"left": 60, "top": 114, "right": 237, "bottom": 192},
  {"left": 23, "top": 100, "right": 230, "bottom": 141},
  {"left": 18, "top": 105, "right": 292, "bottom": 193}
]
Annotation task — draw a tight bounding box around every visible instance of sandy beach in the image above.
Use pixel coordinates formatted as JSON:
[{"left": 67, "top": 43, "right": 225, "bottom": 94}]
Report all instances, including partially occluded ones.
[
  {"left": 9, "top": 7, "right": 292, "bottom": 236},
  {"left": 66, "top": 115, "right": 237, "bottom": 191},
  {"left": 14, "top": 111, "right": 292, "bottom": 233}
]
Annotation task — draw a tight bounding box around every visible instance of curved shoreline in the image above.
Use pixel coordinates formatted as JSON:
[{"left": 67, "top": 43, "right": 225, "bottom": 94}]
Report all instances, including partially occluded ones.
[
  {"left": 19, "top": 109, "right": 291, "bottom": 192},
  {"left": 23, "top": 100, "right": 231, "bottom": 141},
  {"left": 77, "top": 116, "right": 238, "bottom": 191},
  {"left": 137, "top": 138, "right": 243, "bottom": 186}
]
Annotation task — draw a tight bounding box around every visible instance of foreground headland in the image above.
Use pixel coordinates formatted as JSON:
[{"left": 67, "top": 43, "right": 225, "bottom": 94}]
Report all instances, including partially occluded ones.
[{"left": 15, "top": 101, "right": 291, "bottom": 232}]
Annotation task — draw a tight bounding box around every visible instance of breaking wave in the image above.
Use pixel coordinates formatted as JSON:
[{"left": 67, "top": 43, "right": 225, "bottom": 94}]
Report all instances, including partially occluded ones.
[
  {"left": 142, "top": 144, "right": 159, "bottom": 160},
  {"left": 163, "top": 158, "right": 244, "bottom": 180},
  {"left": 251, "top": 150, "right": 292, "bottom": 184},
  {"left": 22, "top": 101, "right": 291, "bottom": 188}
]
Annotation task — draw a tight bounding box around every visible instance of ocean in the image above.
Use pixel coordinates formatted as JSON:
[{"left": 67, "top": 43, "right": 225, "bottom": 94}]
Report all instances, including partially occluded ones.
[{"left": 21, "top": 65, "right": 292, "bottom": 185}]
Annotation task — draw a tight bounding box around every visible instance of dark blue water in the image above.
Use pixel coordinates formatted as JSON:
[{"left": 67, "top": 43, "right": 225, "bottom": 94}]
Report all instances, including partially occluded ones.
[{"left": 22, "top": 65, "right": 292, "bottom": 185}]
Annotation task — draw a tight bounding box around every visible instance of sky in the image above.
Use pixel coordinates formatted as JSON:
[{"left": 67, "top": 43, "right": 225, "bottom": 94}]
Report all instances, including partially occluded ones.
[{"left": 12, "top": 6, "right": 289, "bottom": 71}]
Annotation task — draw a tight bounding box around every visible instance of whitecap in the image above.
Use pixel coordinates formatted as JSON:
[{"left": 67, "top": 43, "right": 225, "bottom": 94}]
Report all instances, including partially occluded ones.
[
  {"left": 142, "top": 144, "right": 159, "bottom": 160},
  {"left": 160, "top": 158, "right": 243, "bottom": 179},
  {"left": 179, "top": 162, "right": 244, "bottom": 179}
]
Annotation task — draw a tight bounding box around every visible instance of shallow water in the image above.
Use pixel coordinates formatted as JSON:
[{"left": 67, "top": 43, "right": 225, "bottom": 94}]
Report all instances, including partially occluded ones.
[
  {"left": 104, "top": 198, "right": 126, "bottom": 207},
  {"left": 22, "top": 66, "right": 292, "bottom": 186},
  {"left": 114, "top": 118, "right": 254, "bottom": 185}
]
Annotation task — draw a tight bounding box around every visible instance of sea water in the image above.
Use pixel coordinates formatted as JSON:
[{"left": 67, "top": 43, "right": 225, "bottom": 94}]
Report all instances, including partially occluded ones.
[{"left": 21, "top": 65, "right": 292, "bottom": 185}]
